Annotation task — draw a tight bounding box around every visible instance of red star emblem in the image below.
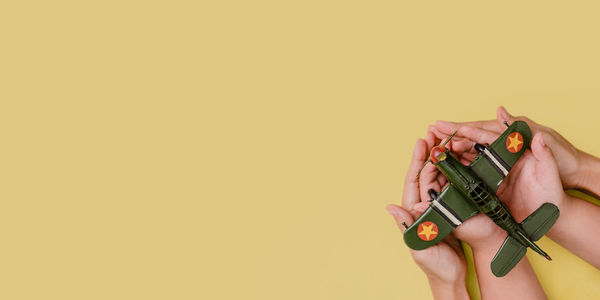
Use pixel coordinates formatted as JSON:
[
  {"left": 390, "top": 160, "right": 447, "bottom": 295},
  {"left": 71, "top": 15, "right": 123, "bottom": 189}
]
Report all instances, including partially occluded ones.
[
  {"left": 506, "top": 132, "right": 524, "bottom": 153},
  {"left": 417, "top": 221, "right": 438, "bottom": 241}
]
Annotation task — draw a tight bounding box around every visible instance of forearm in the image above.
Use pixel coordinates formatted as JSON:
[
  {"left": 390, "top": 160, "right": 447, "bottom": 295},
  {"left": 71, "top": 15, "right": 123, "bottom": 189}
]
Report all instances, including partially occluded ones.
[
  {"left": 427, "top": 277, "right": 470, "bottom": 300},
  {"left": 576, "top": 151, "right": 600, "bottom": 197},
  {"left": 468, "top": 231, "right": 547, "bottom": 300},
  {"left": 547, "top": 193, "right": 600, "bottom": 268}
]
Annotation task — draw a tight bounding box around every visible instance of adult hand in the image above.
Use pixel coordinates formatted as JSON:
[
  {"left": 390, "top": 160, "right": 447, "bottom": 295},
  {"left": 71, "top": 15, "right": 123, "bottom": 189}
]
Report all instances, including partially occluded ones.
[
  {"left": 496, "top": 133, "right": 567, "bottom": 221},
  {"left": 431, "top": 112, "right": 600, "bottom": 268},
  {"left": 387, "top": 135, "right": 546, "bottom": 300},
  {"left": 432, "top": 106, "right": 583, "bottom": 189}
]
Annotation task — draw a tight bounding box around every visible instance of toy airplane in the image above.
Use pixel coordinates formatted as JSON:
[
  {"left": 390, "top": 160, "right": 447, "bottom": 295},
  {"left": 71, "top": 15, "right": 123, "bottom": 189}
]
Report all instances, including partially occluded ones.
[{"left": 404, "top": 121, "right": 560, "bottom": 277}]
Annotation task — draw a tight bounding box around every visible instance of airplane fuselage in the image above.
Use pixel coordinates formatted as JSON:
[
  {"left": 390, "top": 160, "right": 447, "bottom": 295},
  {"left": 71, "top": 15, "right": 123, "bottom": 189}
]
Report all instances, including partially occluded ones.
[{"left": 433, "top": 151, "right": 547, "bottom": 256}]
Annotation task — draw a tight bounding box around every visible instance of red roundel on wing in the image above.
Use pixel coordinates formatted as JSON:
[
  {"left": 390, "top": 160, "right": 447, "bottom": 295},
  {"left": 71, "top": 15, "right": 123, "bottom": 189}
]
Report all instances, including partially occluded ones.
[
  {"left": 506, "top": 132, "right": 524, "bottom": 153},
  {"left": 417, "top": 221, "right": 438, "bottom": 241},
  {"left": 430, "top": 146, "right": 447, "bottom": 163}
]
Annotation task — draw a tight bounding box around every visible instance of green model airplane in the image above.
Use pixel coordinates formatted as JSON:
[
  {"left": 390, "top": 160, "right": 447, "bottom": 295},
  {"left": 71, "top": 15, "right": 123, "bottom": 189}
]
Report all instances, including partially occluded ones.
[{"left": 404, "top": 120, "right": 560, "bottom": 277}]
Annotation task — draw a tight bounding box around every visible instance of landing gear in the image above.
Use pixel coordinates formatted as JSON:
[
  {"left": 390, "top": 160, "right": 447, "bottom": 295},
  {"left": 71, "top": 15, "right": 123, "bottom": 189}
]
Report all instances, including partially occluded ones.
[
  {"left": 474, "top": 143, "right": 486, "bottom": 153},
  {"left": 428, "top": 189, "right": 438, "bottom": 202}
]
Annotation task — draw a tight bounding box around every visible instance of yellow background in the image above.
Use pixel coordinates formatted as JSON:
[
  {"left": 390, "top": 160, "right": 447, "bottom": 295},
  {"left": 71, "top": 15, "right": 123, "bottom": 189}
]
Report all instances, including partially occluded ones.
[{"left": 1, "top": 1, "right": 600, "bottom": 299}]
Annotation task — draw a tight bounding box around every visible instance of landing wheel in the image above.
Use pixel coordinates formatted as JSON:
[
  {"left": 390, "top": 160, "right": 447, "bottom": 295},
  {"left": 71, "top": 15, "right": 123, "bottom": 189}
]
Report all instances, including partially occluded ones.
[{"left": 428, "top": 189, "right": 438, "bottom": 202}]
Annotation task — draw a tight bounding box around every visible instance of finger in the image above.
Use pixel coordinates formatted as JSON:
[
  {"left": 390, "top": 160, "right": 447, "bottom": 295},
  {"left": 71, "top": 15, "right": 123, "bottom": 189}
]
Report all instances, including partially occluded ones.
[
  {"left": 457, "top": 152, "right": 478, "bottom": 163},
  {"left": 402, "top": 139, "right": 428, "bottom": 208},
  {"left": 424, "top": 130, "right": 439, "bottom": 150},
  {"left": 418, "top": 134, "right": 442, "bottom": 203},
  {"left": 497, "top": 106, "right": 512, "bottom": 125},
  {"left": 412, "top": 201, "right": 430, "bottom": 215},
  {"left": 386, "top": 204, "right": 414, "bottom": 232},
  {"left": 459, "top": 157, "right": 474, "bottom": 165},
  {"left": 436, "top": 172, "right": 447, "bottom": 187},
  {"left": 429, "top": 127, "right": 462, "bottom": 151},
  {"left": 456, "top": 126, "right": 498, "bottom": 144},
  {"left": 419, "top": 162, "right": 441, "bottom": 202},
  {"left": 436, "top": 119, "right": 503, "bottom": 135},
  {"left": 428, "top": 125, "right": 446, "bottom": 141},
  {"left": 450, "top": 138, "right": 475, "bottom": 155},
  {"left": 531, "top": 132, "right": 560, "bottom": 178},
  {"left": 497, "top": 106, "right": 538, "bottom": 131},
  {"left": 434, "top": 121, "right": 460, "bottom": 135},
  {"left": 435, "top": 123, "right": 498, "bottom": 145},
  {"left": 428, "top": 125, "right": 448, "bottom": 142}
]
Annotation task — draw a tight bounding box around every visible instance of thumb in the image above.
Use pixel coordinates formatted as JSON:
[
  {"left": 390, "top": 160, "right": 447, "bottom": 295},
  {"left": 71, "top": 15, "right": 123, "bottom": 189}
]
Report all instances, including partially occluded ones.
[
  {"left": 496, "top": 106, "right": 513, "bottom": 124},
  {"left": 531, "top": 132, "right": 554, "bottom": 162},
  {"left": 530, "top": 132, "right": 563, "bottom": 187},
  {"left": 386, "top": 204, "right": 414, "bottom": 232}
]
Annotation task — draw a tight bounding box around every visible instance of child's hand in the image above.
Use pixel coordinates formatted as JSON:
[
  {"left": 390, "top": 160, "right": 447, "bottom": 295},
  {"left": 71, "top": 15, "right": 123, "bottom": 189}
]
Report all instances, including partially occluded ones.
[
  {"left": 386, "top": 139, "right": 469, "bottom": 299},
  {"left": 387, "top": 204, "right": 468, "bottom": 288},
  {"left": 412, "top": 132, "right": 505, "bottom": 249}
]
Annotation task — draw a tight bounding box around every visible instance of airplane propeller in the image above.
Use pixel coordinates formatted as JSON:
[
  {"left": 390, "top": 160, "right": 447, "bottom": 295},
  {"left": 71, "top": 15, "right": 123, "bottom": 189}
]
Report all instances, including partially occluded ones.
[{"left": 415, "top": 130, "right": 457, "bottom": 178}]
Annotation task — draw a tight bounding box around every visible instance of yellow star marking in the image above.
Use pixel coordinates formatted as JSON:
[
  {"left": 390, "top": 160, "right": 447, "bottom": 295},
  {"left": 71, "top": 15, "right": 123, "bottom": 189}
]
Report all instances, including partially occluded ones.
[
  {"left": 418, "top": 224, "right": 437, "bottom": 240},
  {"left": 507, "top": 134, "right": 523, "bottom": 152}
]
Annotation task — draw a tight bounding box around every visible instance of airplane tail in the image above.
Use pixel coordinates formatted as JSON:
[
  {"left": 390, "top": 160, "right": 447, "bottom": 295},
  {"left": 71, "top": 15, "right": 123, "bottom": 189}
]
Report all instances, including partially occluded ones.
[
  {"left": 491, "top": 235, "right": 526, "bottom": 277},
  {"left": 520, "top": 202, "right": 560, "bottom": 241},
  {"left": 491, "top": 203, "right": 560, "bottom": 277}
]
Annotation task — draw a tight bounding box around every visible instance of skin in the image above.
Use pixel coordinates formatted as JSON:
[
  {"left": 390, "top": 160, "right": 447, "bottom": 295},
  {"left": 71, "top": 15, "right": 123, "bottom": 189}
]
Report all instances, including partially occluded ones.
[
  {"left": 387, "top": 137, "right": 547, "bottom": 300},
  {"left": 432, "top": 106, "right": 600, "bottom": 268}
]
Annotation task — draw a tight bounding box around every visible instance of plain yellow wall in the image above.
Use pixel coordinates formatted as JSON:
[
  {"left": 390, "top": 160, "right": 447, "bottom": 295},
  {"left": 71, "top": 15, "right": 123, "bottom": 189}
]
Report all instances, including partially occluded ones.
[{"left": 2, "top": 1, "right": 600, "bottom": 299}]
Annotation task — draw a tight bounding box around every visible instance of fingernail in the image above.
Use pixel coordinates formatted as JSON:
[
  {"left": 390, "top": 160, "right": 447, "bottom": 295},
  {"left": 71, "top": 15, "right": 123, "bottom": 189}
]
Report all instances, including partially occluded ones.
[{"left": 539, "top": 134, "right": 546, "bottom": 147}]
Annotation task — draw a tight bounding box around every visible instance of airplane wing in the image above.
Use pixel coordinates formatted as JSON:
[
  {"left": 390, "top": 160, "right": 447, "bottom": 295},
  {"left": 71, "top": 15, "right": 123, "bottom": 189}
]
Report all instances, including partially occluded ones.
[
  {"left": 469, "top": 120, "right": 533, "bottom": 194},
  {"left": 404, "top": 183, "right": 479, "bottom": 250}
]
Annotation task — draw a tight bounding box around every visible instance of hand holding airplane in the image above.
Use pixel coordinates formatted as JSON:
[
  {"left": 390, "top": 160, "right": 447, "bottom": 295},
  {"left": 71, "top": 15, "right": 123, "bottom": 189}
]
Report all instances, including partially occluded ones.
[
  {"left": 387, "top": 136, "right": 547, "bottom": 299},
  {"left": 403, "top": 120, "right": 559, "bottom": 277},
  {"left": 389, "top": 107, "right": 600, "bottom": 299},
  {"left": 432, "top": 107, "right": 600, "bottom": 269},
  {"left": 432, "top": 106, "right": 595, "bottom": 195}
]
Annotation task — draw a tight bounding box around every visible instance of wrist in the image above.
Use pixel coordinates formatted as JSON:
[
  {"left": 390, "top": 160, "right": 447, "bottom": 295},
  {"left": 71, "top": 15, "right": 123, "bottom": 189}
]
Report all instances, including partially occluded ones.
[
  {"left": 427, "top": 277, "right": 469, "bottom": 300},
  {"left": 546, "top": 193, "right": 574, "bottom": 239},
  {"left": 574, "top": 151, "right": 600, "bottom": 197}
]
